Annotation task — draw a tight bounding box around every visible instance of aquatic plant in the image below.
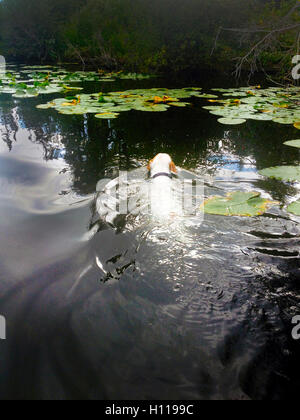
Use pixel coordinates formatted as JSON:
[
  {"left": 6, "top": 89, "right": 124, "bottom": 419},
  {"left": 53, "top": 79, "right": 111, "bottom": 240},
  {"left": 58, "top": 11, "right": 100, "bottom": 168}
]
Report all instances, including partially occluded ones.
[
  {"left": 283, "top": 140, "right": 300, "bottom": 149},
  {"left": 202, "top": 191, "right": 276, "bottom": 217},
  {"left": 0, "top": 68, "right": 82, "bottom": 97},
  {"left": 0, "top": 66, "right": 154, "bottom": 99},
  {"left": 287, "top": 200, "right": 300, "bottom": 216},
  {"left": 259, "top": 166, "right": 300, "bottom": 183},
  {"left": 202, "top": 86, "right": 300, "bottom": 129},
  {"left": 259, "top": 139, "right": 300, "bottom": 217},
  {"left": 36, "top": 87, "right": 202, "bottom": 118}
]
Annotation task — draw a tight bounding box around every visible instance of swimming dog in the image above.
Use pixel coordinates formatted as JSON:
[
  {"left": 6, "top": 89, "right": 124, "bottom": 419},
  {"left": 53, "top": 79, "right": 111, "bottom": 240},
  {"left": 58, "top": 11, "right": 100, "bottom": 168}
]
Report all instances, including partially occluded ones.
[
  {"left": 147, "top": 153, "right": 177, "bottom": 217},
  {"left": 148, "top": 153, "right": 177, "bottom": 179}
]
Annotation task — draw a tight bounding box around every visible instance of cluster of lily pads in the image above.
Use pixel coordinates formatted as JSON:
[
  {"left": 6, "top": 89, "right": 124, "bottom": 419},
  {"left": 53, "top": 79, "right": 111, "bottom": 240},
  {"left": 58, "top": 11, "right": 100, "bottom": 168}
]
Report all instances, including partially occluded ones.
[
  {"left": 259, "top": 139, "right": 300, "bottom": 216},
  {"left": 22, "top": 69, "right": 152, "bottom": 83},
  {"left": 0, "top": 65, "right": 154, "bottom": 98},
  {"left": 0, "top": 68, "right": 83, "bottom": 98},
  {"left": 201, "top": 138, "right": 300, "bottom": 218},
  {"left": 36, "top": 87, "right": 205, "bottom": 118},
  {"left": 204, "top": 139, "right": 300, "bottom": 218},
  {"left": 192, "top": 86, "right": 300, "bottom": 218},
  {"left": 203, "top": 86, "right": 300, "bottom": 129}
]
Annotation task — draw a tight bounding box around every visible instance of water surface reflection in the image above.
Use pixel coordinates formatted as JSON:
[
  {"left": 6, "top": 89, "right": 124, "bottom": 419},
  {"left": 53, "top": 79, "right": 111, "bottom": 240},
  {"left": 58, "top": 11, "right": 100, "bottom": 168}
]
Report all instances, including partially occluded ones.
[{"left": 0, "top": 84, "right": 299, "bottom": 400}]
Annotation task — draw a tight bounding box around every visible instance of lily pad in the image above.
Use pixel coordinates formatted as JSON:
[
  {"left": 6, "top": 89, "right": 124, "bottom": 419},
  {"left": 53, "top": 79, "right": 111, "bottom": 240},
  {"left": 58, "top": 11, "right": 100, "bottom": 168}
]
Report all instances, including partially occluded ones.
[
  {"left": 248, "top": 114, "right": 273, "bottom": 121},
  {"left": 217, "top": 118, "right": 246, "bottom": 125},
  {"left": 168, "top": 102, "right": 190, "bottom": 107},
  {"left": 284, "top": 140, "right": 300, "bottom": 149},
  {"left": 194, "top": 94, "right": 218, "bottom": 99},
  {"left": 287, "top": 200, "right": 300, "bottom": 216},
  {"left": 12, "top": 89, "right": 39, "bottom": 98},
  {"left": 259, "top": 166, "right": 300, "bottom": 182},
  {"left": 95, "top": 112, "right": 120, "bottom": 119},
  {"left": 273, "top": 117, "right": 297, "bottom": 125},
  {"left": 202, "top": 191, "right": 275, "bottom": 217}
]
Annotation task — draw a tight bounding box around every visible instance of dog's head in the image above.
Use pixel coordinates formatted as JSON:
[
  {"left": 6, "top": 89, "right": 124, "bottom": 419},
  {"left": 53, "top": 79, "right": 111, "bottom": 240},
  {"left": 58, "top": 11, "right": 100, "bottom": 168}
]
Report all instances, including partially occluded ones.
[{"left": 147, "top": 153, "right": 177, "bottom": 177}]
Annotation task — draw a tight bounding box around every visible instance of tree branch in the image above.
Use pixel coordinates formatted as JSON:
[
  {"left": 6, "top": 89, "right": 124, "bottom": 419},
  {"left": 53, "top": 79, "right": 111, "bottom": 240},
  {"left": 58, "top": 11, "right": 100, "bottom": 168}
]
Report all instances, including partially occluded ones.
[{"left": 212, "top": 1, "right": 300, "bottom": 80}]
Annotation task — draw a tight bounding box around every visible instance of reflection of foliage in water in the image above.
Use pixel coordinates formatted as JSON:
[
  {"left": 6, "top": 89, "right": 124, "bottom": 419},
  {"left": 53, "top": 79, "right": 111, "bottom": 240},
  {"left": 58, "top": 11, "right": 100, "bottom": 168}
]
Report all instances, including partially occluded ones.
[
  {"left": 1, "top": 73, "right": 300, "bottom": 399},
  {"left": 1, "top": 77, "right": 300, "bottom": 215}
]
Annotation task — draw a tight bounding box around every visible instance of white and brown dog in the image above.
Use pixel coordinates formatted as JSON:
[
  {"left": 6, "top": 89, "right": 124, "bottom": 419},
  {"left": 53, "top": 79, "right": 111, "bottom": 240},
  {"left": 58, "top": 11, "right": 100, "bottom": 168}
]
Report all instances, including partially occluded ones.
[{"left": 147, "top": 153, "right": 177, "bottom": 217}]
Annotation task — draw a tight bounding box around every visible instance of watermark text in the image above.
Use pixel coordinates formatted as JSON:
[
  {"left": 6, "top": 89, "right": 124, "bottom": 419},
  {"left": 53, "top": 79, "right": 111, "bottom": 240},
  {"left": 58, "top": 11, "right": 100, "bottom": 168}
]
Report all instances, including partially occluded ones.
[
  {"left": 96, "top": 172, "right": 205, "bottom": 219},
  {"left": 292, "top": 55, "right": 300, "bottom": 80},
  {"left": 292, "top": 315, "right": 300, "bottom": 340},
  {"left": 0, "top": 315, "right": 6, "bottom": 340},
  {"left": 0, "top": 56, "right": 5, "bottom": 76}
]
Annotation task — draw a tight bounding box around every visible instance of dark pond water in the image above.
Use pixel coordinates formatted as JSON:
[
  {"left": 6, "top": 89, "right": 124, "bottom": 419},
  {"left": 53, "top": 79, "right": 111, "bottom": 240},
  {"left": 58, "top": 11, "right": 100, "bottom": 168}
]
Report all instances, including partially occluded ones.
[{"left": 0, "top": 68, "right": 300, "bottom": 400}]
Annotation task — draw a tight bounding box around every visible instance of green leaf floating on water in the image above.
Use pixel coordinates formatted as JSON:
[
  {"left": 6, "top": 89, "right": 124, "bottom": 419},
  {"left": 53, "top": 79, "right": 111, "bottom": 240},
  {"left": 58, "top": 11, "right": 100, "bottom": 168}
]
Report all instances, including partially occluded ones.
[
  {"left": 13, "top": 89, "right": 39, "bottom": 98},
  {"left": 287, "top": 200, "right": 300, "bottom": 216},
  {"left": 202, "top": 191, "right": 276, "bottom": 217},
  {"left": 217, "top": 118, "right": 246, "bottom": 125},
  {"left": 259, "top": 166, "right": 300, "bottom": 182},
  {"left": 194, "top": 93, "right": 218, "bottom": 99},
  {"left": 273, "top": 117, "right": 296, "bottom": 125},
  {"left": 95, "top": 112, "right": 120, "bottom": 119},
  {"left": 284, "top": 140, "right": 300, "bottom": 149}
]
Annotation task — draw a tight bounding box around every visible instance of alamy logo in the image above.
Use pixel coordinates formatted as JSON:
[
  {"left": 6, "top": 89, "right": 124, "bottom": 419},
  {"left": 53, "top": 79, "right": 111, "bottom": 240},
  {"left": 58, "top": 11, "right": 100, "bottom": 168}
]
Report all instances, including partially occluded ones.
[
  {"left": 0, "top": 315, "right": 6, "bottom": 340},
  {"left": 96, "top": 172, "right": 205, "bottom": 219},
  {"left": 292, "top": 316, "right": 300, "bottom": 340},
  {"left": 292, "top": 55, "right": 300, "bottom": 80},
  {"left": 0, "top": 56, "right": 5, "bottom": 76}
]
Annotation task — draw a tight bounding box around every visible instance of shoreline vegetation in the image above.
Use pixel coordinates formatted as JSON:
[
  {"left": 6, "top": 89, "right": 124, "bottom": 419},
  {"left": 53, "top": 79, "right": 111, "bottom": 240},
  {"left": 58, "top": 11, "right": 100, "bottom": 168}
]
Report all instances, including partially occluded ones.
[{"left": 0, "top": 0, "right": 299, "bottom": 82}]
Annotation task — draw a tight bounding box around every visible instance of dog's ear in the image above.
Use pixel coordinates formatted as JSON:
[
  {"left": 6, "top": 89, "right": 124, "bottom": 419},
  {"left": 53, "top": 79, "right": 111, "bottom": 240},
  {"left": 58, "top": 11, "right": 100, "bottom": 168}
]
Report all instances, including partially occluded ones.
[
  {"left": 169, "top": 161, "right": 177, "bottom": 174},
  {"left": 147, "top": 159, "right": 153, "bottom": 171}
]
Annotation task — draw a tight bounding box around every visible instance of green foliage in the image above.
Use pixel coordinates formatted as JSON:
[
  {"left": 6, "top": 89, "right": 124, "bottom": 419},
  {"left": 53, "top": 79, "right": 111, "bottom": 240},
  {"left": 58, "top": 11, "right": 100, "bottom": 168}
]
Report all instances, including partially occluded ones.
[{"left": 0, "top": 0, "right": 298, "bottom": 74}]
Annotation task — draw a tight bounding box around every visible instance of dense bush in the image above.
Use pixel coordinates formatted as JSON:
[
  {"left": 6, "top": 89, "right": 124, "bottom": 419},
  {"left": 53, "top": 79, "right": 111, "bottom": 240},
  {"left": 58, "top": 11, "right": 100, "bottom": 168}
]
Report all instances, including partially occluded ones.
[{"left": 0, "top": 0, "right": 298, "bottom": 76}]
